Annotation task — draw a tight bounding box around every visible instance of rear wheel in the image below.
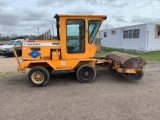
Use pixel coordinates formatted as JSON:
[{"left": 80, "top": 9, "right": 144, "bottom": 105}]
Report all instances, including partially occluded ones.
[
  {"left": 28, "top": 66, "right": 50, "bottom": 87},
  {"left": 76, "top": 64, "right": 96, "bottom": 83}
]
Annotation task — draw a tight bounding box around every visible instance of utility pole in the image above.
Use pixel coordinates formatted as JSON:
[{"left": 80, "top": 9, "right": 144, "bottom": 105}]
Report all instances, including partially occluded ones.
[
  {"left": 37, "top": 28, "right": 39, "bottom": 40},
  {"left": 0, "top": 34, "right": 1, "bottom": 40},
  {"left": 52, "top": 21, "right": 54, "bottom": 39}
]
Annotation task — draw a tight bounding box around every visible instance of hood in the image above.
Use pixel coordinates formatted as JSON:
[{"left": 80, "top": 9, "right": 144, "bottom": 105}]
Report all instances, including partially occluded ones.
[{"left": 0, "top": 45, "right": 13, "bottom": 49}]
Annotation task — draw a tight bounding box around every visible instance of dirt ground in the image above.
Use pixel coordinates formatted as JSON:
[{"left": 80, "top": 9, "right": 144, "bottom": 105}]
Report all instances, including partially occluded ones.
[{"left": 0, "top": 56, "right": 160, "bottom": 120}]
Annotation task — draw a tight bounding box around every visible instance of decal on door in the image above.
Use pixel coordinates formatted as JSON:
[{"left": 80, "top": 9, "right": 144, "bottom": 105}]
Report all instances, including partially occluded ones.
[{"left": 28, "top": 51, "right": 41, "bottom": 58}]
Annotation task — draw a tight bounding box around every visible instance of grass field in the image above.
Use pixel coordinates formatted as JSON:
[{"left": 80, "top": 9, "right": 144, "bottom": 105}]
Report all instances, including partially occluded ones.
[{"left": 96, "top": 47, "right": 160, "bottom": 61}]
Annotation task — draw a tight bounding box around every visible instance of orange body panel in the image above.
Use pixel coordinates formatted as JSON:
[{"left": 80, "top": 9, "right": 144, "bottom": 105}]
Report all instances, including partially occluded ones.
[
  {"left": 17, "top": 14, "right": 107, "bottom": 71},
  {"left": 59, "top": 15, "right": 105, "bottom": 60}
]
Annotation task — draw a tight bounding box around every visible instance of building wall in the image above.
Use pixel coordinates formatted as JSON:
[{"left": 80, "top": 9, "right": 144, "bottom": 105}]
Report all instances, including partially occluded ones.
[
  {"left": 147, "top": 23, "right": 160, "bottom": 51},
  {"left": 100, "top": 29, "right": 121, "bottom": 48},
  {"left": 99, "top": 24, "right": 147, "bottom": 51},
  {"left": 120, "top": 24, "right": 147, "bottom": 51},
  {"left": 94, "top": 37, "right": 102, "bottom": 52}
]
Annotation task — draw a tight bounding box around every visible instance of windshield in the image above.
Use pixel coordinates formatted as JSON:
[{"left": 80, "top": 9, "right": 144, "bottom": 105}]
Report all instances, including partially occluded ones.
[
  {"left": 88, "top": 20, "right": 101, "bottom": 44},
  {"left": 7, "top": 41, "right": 15, "bottom": 45},
  {"left": 14, "top": 41, "right": 22, "bottom": 46}
]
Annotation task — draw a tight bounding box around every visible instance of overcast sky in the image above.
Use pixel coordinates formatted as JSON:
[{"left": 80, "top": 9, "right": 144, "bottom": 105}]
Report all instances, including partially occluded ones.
[{"left": 0, "top": 0, "right": 160, "bottom": 36}]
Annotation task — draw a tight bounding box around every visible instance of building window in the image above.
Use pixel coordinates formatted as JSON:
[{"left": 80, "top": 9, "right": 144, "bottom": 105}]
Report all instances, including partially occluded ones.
[
  {"left": 129, "top": 30, "right": 133, "bottom": 38},
  {"left": 133, "top": 29, "right": 140, "bottom": 38},
  {"left": 95, "top": 38, "right": 101, "bottom": 45},
  {"left": 111, "top": 30, "right": 116, "bottom": 34},
  {"left": 155, "top": 25, "right": 160, "bottom": 38},
  {"left": 104, "top": 32, "right": 107, "bottom": 37},
  {"left": 158, "top": 26, "right": 160, "bottom": 37},
  {"left": 123, "top": 29, "right": 140, "bottom": 39},
  {"left": 123, "top": 30, "right": 128, "bottom": 38}
]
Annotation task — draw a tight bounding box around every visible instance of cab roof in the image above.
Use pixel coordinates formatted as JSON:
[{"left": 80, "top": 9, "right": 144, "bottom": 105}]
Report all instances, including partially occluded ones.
[{"left": 54, "top": 14, "right": 107, "bottom": 20}]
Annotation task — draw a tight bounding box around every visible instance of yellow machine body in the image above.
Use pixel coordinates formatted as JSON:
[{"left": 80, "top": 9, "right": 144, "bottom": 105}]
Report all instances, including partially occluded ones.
[
  {"left": 13, "top": 14, "right": 146, "bottom": 87},
  {"left": 17, "top": 14, "right": 106, "bottom": 72}
]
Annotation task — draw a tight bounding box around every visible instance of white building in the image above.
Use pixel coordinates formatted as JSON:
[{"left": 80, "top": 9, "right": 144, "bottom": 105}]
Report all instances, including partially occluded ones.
[{"left": 99, "top": 23, "right": 160, "bottom": 51}]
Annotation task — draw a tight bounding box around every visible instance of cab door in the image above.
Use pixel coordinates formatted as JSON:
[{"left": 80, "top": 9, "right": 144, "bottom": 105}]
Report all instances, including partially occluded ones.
[
  {"left": 66, "top": 19, "right": 85, "bottom": 55},
  {"left": 60, "top": 16, "right": 103, "bottom": 60}
]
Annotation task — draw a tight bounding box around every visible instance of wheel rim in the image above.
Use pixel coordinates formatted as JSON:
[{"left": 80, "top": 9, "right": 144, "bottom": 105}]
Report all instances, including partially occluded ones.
[
  {"left": 82, "top": 68, "right": 92, "bottom": 79},
  {"left": 31, "top": 71, "right": 45, "bottom": 84}
]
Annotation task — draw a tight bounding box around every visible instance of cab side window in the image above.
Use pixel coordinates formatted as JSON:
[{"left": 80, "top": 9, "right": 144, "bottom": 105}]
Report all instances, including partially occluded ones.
[
  {"left": 66, "top": 19, "right": 85, "bottom": 54},
  {"left": 88, "top": 20, "right": 101, "bottom": 44}
]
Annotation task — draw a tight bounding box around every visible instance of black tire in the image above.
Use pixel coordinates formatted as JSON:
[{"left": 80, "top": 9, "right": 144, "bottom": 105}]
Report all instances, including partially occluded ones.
[
  {"left": 14, "top": 50, "right": 21, "bottom": 57},
  {"left": 28, "top": 66, "right": 50, "bottom": 87},
  {"left": 46, "top": 67, "right": 53, "bottom": 74},
  {"left": 127, "top": 73, "right": 143, "bottom": 80},
  {"left": 76, "top": 64, "right": 96, "bottom": 83},
  {"left": 17, "top": 50, "right": 22, "bottom": 56}
]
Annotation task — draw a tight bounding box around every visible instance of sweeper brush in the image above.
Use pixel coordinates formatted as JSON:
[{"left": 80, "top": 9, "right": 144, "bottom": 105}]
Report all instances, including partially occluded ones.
[{"left": 105, "top": 51, "right": 147, "bottom": 80}]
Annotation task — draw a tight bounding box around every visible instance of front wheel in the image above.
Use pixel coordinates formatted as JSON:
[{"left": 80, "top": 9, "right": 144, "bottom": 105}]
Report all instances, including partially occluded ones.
[
  {"left": 76, "top": 64, "right": 96, "bottom": 83},
  {"left": 28, "top": 66, "right": 50, "bottom": 87}
]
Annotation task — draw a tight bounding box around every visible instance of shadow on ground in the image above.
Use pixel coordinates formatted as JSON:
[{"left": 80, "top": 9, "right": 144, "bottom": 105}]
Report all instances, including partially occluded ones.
[{"left": 2, "top": 67, "right": 140, "bottom": 88}]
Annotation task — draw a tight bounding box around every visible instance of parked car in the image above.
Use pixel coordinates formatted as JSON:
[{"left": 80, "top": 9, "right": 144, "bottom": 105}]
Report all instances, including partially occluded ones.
[
  {"left": 0, "top": 39, "right": 23, "bottom": 56},
  {"left": 3, "top": 47, "right": 22, "bottom": 57}
]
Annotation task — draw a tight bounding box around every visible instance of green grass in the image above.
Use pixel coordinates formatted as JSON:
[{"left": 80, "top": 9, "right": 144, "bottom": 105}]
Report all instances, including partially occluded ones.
[{"left": 96, "top": 47, "right": 160, "bottom": 61}]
